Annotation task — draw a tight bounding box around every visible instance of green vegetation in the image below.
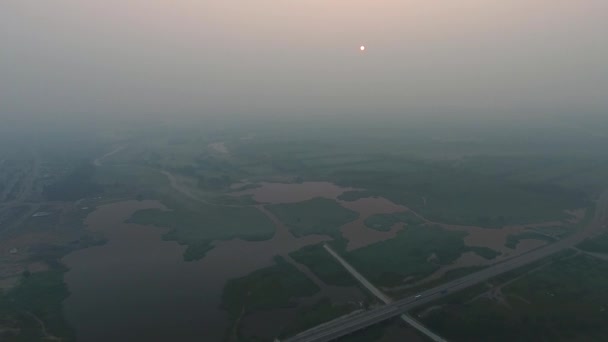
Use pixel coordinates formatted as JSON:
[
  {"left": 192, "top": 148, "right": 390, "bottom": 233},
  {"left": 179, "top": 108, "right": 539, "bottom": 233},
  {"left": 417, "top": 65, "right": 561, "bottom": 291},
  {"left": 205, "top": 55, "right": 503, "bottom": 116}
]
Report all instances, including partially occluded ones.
[
  {"left": 94, "top": 164, "right": 170, "bottom": 199},
  {"left": 43, "top": 163, "right": 102, "bottom": 201},
  {"left": 221, "top": 256, "right": 320, "bottom": 339},
  {"left": 335, "top": 320, "right": 396, "bottom": 342},
  {"left": 364, "top": 211, "right": 424, "bottom": 232},
  {"left": 421, "top": 254, "right": 608, "bottom": 341},
  {"left": 279, "top": 297, "right": 358, "bottom": 339},
  {"left": 266, "top": 198, "right": 359, "bottom": 238},
  {"left": 210, "top": 194, "right": 258, "bottom": 206},
  {"left": 0, "top": 191, "right": 104, "bottom": 340},
  {"left": 229, "top": 183, "right": 261, "bottom": 192},
  {"left": 22, "top": 211, "right": 60, "bottom": 233},
  {"left": 530, "top": 225, "right": 576, "bottom": 239},
  {"left": 505, "top": 231, "right": 555, "bottom": 249},
  {"left": 0, "top": 269, "right": 74, "bottom": 342},
  {"left": 489, "top": 249, "right": 578, "bottom": 288},
  {"left": 344, "top": 225, "right": 470, "bottom": 287},
  {"left": 0, "top": 205, "right": 30, "bottom": 227},
  {"left": 182, "top": 240, "right": 215, "bottom": 262},
  {"left": 5, "top": 177, "right": 24, "bottom": 201},
  {"left": 466, "top": 246, "right": 501, "bottom": 259},
  {"left": 290, "top": 244, "right": 358, "bottom": 287},
  {"left": 16, "top": 119, "right": 608, "bottom": 339},
  {"left": 222, "top": 256, "right": 319, "bottom": 316},
  {"left": 337, "top": 190, "right": 375, "bottom": 202},
  {"left": 128, "top": 204, "right": 275, "bottom": 261},
  {"left": 197, "top": 174, "right": 234, "bottom": 190},
  {"left": 395, "top": 266, "right": 487, "bottom": 298},
  {"left": 578, "top": 233, "right": 608, "bottom": 254},
  {"left": 99, "top": 119, "right": 600, "bottom": 232},
  {"left": 298, "top": 152, "right": 592, "bottom": 228}
]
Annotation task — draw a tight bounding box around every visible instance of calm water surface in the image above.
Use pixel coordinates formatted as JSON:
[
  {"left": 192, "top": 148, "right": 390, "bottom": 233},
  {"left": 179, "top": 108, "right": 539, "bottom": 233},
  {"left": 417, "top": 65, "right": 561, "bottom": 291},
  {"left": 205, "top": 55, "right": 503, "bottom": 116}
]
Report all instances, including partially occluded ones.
[
  {"left": 62, "top": 182, "right": 558, "bottom": 341},
  {"left": 62, "top": 200, "right": 328, "bottom": 342}
]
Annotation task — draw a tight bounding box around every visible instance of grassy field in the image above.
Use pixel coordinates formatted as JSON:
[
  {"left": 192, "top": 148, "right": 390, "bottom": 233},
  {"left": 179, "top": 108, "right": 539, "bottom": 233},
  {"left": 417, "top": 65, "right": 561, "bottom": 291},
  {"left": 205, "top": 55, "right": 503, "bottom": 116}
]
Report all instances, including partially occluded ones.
[
  {"left": 326, "top": 162, "right": 588, "bottom": 228},
  {"left": 2, "top": 114, "right": 607, "bottom": 342},
  {"left": 0, "top": 202, "right": 106, "bottom": 341},
  {"left": 393, "top": 266, "right": 487, "bottom": 298},
  {"left": 43, "top": 163, "right": 102, "bottom": 201},
  {"left": 94, "top": 164, "right": 170, "bottom": 199},
  {"left": 290, "top": 244, "right": 358, "bottom": 287},
  {"left": 337, "top": 191, "right": 375, "bottom": 202},
  {"left": 266, "top": 198, "right": 359, "bottom": 239},
  {"left": 578, "top": 233, "right": 608, "bottom": 254},
  {"left": 0, "top": 205, "right": 30, "bottom": 227},
  {"left": 95, "top": 119, "right": 601, "bottom": 231},
  {"left": 221, "top": 256, "right": 320, "bottom": 316},
  {"left": 335, "top": 320, "right": 398, "bottom": 342},
  {"left": 505, "top": 231, "right": 556, "bottom": 249},
  {"left": 342, "top": 225, "right": 470, "bottom": 287},
  {"left": 466, "top": 246, "right": 501, "bottom": 259},
  {"left": 364, "top": 212, "right": 425, "bottom": 232},
  {"left": 127, "top": 203, "right": 276, "bottom": 260},
  {"left": 0, "top": 268, "right": 74, "bottom": 342},
  {"left": 226, "top": 127, "right": 596, "bottom": 227},
  {"left": 420, "top": 253, "right": 608, "bottom": 341},
  {"left": 221, "top": 256, "right": 321, "bottom": 339},
  {"left": 278, "top": 297, "right": 359, "bottom": 339}
]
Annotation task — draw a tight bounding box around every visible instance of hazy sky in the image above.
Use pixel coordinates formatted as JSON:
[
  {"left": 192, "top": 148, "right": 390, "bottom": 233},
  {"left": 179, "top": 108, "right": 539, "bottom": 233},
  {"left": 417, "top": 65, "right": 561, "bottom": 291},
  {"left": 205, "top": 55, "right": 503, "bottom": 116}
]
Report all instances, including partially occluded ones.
[{"left": 2, "top": 0, "right": 607, "bottom": 120}]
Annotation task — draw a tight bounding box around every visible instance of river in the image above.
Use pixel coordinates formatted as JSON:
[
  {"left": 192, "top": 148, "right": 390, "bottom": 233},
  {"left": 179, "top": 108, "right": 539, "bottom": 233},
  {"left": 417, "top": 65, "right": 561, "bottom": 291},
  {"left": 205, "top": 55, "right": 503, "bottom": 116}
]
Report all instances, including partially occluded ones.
[
  {"left": 62, "top": 200, "right": 333, "bottom": 341},
  {"left": 62, "top": 180, "right": 575, "bottom": 341}
]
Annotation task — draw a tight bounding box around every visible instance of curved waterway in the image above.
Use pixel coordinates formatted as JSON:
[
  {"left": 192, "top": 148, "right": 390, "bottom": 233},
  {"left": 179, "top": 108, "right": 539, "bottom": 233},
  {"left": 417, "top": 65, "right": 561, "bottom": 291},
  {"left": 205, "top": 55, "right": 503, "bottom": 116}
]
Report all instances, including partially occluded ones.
[
  {"left": 232, "top": 181, "right": 356, "bottom": 203},
  {"left": 62, "top": 200, "right": 329, "bottom": 342},
  {"left": 65, "top": 183, "right": 575, "bottom": 340},
  {"left": 233, "top": 181, "right": 576, "bottom": 265}
]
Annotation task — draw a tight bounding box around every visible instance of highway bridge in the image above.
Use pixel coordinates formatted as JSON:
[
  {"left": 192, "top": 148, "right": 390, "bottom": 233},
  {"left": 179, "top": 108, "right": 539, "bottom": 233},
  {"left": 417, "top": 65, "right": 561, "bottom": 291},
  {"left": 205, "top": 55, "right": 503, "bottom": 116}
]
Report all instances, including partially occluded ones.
[{"left": 284, "top": 190, "right": 608, "bottom": 342}]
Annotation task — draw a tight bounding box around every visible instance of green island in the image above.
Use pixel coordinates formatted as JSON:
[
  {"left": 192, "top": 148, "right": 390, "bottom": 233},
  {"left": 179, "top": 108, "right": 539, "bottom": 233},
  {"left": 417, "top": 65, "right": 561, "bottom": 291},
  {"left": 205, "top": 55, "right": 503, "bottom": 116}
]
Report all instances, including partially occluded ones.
[
  {"left": 266, "top": 198, "right": 359, "bottom": 239},
  {"left": 505, "top": 231, "right": 556, "bottom": 249},
  {"left": 127, "top": 204, "right": 276, "bottom": 260},
  {"left": 578, "top": 233, "right": 608, "bottom": 254}
]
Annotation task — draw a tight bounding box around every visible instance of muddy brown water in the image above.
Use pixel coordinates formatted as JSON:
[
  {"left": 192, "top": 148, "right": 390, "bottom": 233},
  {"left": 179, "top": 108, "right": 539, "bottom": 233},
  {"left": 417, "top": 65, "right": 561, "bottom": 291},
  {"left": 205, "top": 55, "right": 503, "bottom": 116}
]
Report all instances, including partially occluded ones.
[
  {"left": 233, "top": 182, "right": 406, "bottom": 250},
  {"left": 338, "top": 197, "right": 408, "bottom": 251},
  {"left": 232, "top": 181, "right": 356, "bottom": 204},
  {"left": 62, "top": 200, "right": 331, "bottom": 342},
  {"left": 62, "top": 182, "right": 579, "bottom": 341},
  {"left": 236, "top": 181, "right": 580, "bottom": 278}
]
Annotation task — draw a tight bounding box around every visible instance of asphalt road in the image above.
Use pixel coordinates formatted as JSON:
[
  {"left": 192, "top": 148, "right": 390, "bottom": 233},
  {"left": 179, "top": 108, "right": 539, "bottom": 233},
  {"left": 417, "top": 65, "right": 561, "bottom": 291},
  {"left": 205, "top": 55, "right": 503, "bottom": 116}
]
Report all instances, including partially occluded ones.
[
  {"left": 284, "top": 190, "right": 608, "bottom": 342},
  {"left": 324, "top": 244, "right": 447, "bottom": 341}
]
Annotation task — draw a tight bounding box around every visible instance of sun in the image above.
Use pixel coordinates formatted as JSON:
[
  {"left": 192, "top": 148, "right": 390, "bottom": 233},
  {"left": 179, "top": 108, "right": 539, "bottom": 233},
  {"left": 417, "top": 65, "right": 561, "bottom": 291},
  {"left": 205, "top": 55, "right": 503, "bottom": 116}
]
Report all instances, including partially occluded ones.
[{"left": 360, "top": 45, "right": 366, "bottom": 52}]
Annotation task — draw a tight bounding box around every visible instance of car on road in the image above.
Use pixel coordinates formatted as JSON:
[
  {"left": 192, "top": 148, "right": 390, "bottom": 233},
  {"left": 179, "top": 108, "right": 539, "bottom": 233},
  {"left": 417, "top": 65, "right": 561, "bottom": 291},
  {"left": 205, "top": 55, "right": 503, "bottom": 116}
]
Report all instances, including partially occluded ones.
[{"left": 414, "top": 294, "right": 422, "bottom": 300}]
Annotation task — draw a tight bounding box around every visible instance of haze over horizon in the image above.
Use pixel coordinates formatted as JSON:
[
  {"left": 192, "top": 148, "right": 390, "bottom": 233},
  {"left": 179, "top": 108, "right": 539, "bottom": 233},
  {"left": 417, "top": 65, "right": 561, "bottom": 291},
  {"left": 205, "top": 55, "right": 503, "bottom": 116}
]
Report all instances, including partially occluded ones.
[{"left": 2, "top": 0, "right": 607, "bottom": 120}]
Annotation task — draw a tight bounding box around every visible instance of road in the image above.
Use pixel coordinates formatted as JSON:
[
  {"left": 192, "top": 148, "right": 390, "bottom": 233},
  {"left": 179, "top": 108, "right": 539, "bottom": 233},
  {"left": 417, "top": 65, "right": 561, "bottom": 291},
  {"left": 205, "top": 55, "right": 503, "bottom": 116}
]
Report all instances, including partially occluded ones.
[
  {"left": 324, "top": 245, "right": 392, "bottom": 304},
  {"left": 324, "top": 244, "right": 447, "bottom": 342},
  {"left": 284, "top": 190, "right": 608, "bottom": 342}
]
